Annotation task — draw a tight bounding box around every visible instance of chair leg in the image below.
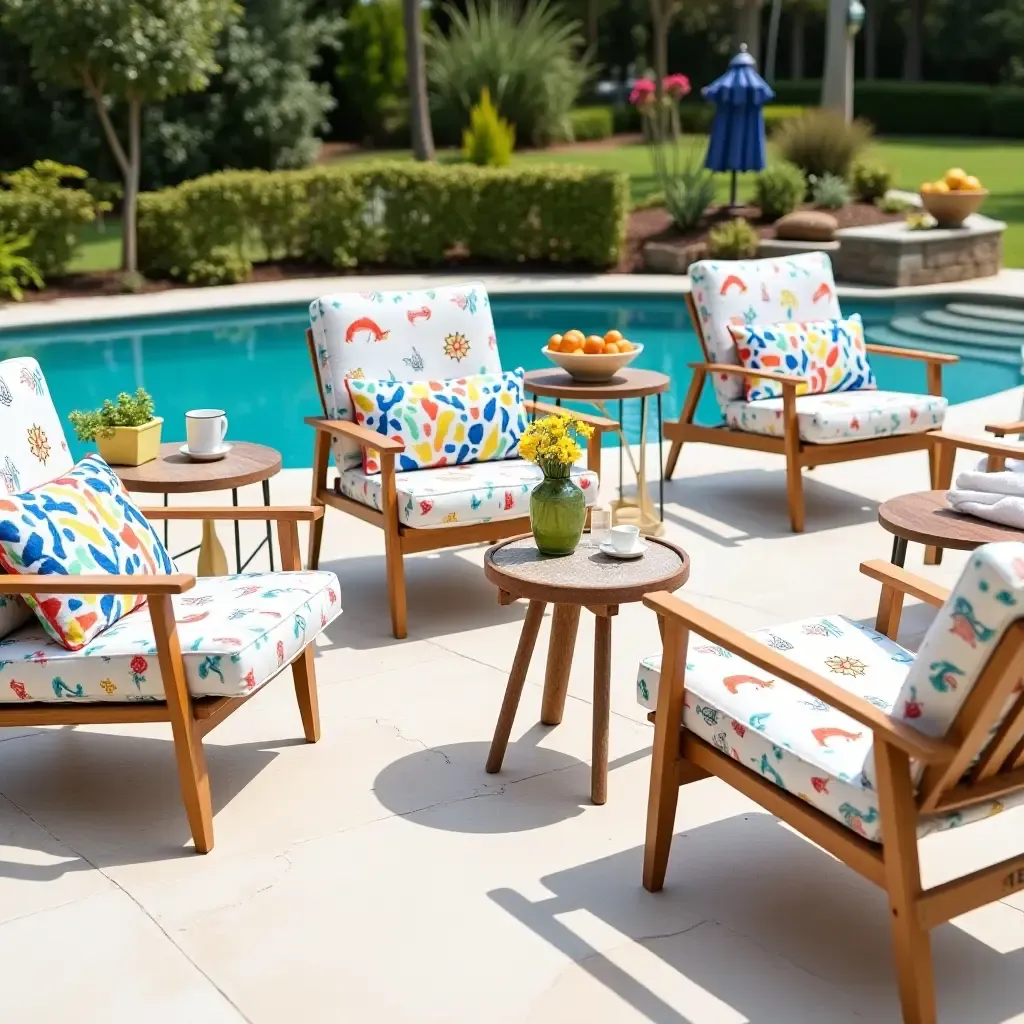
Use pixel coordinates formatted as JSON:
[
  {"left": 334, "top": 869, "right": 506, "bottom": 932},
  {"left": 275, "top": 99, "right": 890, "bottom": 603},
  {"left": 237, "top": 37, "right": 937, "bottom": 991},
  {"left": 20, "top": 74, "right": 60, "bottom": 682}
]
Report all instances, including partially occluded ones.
[
  {"left": 380, "top": 457, "right": 408, "bottom": 639},
  {"left": 664, "top": 439, "right": 683, "bottom": 481},
  {"left": 875, "top": 742, "right": 937, "bottom": 1024},
  {"left": 308, "top": 427, "right": 329, "bottom": 570},
  {"left": 291, "top": 645, "right": 321, "bottom": 743},
  {"left": 782, "top": 390, "right": 805, "bottom": 533}
]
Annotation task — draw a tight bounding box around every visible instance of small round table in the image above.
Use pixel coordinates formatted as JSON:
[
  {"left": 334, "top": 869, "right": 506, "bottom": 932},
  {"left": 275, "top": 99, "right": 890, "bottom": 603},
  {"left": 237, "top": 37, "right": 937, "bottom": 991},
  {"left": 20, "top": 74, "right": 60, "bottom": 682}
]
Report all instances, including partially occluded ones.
[
  {"left": 523, "top": 368, "right": 671, "bottom": 536},
  {"left": 113, "top": 442, "right": 282, "bottom": 575},
  {"left": 879, "top": 489, "right": 1024, "bottom": 567},
  {"left": 484, "top": 534, "right": 690, "bottom": 804}
]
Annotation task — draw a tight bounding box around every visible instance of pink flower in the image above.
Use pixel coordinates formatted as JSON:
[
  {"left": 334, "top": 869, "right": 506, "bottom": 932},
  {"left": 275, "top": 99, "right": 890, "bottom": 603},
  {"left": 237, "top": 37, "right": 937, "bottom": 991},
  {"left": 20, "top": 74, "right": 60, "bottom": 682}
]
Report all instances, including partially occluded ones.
[
  {"left": 664, "top": 74, "right": 691, "bottom": 98},
  {"left": 629, "top": 78, "right": 655, "bottom": 106}
]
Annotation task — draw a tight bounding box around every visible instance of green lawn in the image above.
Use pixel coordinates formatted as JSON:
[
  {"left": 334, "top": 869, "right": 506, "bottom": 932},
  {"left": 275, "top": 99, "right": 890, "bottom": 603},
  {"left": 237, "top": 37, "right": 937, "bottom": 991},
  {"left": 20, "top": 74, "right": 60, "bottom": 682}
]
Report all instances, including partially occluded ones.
[{"left": 73, "top": 135, "right": 1024, "bottom": 272}]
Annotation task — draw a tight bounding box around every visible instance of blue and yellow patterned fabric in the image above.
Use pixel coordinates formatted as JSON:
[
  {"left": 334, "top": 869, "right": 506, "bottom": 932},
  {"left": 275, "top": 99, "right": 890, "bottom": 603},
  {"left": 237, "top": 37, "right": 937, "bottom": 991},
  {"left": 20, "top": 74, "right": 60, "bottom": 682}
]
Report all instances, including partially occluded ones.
[
  {"left": 0, "top": 454, "right": 174, "bottom": 651},
  {"left": 345, "top": 368, "right": 526, "bottom": 473}
]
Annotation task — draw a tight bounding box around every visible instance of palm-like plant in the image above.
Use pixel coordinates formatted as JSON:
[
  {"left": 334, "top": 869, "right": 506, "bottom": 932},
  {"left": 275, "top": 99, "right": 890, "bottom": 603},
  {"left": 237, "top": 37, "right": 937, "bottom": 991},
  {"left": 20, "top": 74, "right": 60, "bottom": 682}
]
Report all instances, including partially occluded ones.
[
  {"left": 0, "top": 232, "right": 43, "bottom": 302},
  {"left": 428, "top": 0, "right": 593, "bottom": 147}
]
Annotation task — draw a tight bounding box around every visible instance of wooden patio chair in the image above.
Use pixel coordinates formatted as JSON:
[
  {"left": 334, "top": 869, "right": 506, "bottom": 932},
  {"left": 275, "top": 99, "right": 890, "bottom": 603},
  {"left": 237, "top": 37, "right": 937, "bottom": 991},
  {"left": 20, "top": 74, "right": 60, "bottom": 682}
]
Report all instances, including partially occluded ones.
[
  {"left": 303, "top": 282, "right": 616, "bottom": 639},
  {"left": 0, "top": 356, "right": 340, "bottom": 854},
  {"left": 637, "top": 542, "right": 1024, "bottom": 1024},
  {"left": 663, "top": 252, "right": 959, "bottom": 532}
]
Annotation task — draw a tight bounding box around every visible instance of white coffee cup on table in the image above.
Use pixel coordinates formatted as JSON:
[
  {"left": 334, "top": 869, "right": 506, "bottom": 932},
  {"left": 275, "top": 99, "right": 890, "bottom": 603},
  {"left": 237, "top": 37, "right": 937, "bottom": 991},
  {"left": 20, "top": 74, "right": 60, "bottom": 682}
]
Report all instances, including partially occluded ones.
[
  {"left": 609, "top": 524, "right": 640, "bottom": 554},
  {"left": 186, "top": 409, "right": 228, "bottom": 454}
]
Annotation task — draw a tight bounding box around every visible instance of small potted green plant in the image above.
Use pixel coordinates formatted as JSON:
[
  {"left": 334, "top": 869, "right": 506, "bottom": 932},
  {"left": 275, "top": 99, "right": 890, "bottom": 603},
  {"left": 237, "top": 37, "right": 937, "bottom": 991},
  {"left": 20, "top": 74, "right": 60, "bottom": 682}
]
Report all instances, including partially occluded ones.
[{"left": 68, "top": 389, "right": 162, "bottom": 466}]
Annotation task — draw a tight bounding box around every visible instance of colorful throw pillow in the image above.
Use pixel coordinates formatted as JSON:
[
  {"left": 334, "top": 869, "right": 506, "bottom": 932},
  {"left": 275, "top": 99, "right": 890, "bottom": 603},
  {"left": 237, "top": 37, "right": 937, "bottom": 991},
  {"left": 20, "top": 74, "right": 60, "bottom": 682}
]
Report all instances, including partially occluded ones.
[
  {"left": 0, "top": 454, "right": 175, "bottom": 651},
  {"left": 729, "top": 314, "right": 877, "bottom": 401},
  {"left": 345, "top": 369, "right": 527, "bottom": 474}
]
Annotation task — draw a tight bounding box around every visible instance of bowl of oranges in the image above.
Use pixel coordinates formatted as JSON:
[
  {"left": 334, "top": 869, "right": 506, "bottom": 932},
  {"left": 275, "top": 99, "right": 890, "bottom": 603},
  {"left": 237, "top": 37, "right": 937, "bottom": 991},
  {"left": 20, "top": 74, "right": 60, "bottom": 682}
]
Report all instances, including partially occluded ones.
[
  {"left": 543, "top": 329, "right": 642, "bottom": 383},
  {"left": 919, "top": 168, "right": 987, "bottom": 227}
]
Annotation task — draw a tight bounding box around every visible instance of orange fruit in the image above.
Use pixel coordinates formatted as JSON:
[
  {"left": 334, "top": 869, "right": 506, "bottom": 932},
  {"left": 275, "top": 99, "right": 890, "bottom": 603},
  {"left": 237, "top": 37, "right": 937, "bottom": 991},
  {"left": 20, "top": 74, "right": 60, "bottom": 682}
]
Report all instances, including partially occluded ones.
[
  {"left": 932, "top": 180, "right": 950, "bottom": 194},
  {"left": 963, "top": 175, "right": 982, "bottom": 191},
  {"left": 618, "top": 339, "right": 632, "bottom": 352},
  {"left": 920, "top": 181, "right": 935, "bottom": 194},
  {"left": 584, "top": 335, "right": 605, "bottom": 354},
  {"left": 944, "top": 167, "right": 967, "bottom": 190},
  {"left": 563, "top": 329, "right": 584, "bottom": 347},
  {"left": 604, "top": 329, "right": 624, "bottom": 345},
  {"left": 547, "top": 333, "right": 563, "bottom": 352},
  {"left": 603, "top": 342, "right": 620, "bottom": 354}
]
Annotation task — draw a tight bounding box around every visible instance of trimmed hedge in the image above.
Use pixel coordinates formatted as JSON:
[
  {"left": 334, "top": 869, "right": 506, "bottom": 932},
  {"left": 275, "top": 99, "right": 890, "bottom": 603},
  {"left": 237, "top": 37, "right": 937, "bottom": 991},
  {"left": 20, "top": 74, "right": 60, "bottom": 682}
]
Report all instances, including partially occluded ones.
[
  {"left": 138, "top": 163, "right": 629, "bottom": 279},
  {"left": 604, "top": 102, "right": 804, "bottom": 136},
  {"left": 771, "top": 80, "right": 1024, "bottom": 138},
  {"left": 569, "top": 106, "right": 614, "bottom": 141},
  {"left": 0, "top": 183, "right": 96, "bottom": 278}
]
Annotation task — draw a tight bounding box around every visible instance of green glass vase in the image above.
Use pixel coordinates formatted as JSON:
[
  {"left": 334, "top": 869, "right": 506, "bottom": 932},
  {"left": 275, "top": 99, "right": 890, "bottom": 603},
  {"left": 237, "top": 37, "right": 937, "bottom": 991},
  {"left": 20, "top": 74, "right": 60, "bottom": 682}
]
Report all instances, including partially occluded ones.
[{"left": 530, "top": 463, "right": 586, "bottom": 556}]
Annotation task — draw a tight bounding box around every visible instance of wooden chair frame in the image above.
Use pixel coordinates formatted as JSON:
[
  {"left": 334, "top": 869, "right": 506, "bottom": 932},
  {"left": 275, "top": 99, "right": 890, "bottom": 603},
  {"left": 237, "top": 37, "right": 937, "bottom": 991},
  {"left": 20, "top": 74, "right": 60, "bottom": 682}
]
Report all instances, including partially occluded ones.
[
  {"left": 0, "top": 505, "right": 326, "bottom": 855},
  {"left": 643, "top": 561, "right": 1024, "bottom": 1024},
  {"left": 304, "top": 329, "right": 617, "bottom": 639},
  {"left": 664, "top": 293, "right": 960, "bottom": 532}
]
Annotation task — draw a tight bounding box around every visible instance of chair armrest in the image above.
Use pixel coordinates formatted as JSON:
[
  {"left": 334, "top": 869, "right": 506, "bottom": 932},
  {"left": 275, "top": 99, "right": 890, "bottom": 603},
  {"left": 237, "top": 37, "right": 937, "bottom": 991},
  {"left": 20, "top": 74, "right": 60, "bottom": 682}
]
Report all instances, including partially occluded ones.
[
  {"left": 523, "top": 400, "right": 618, "bottom": 431},
  {"left": 304, "top": 416, "right": 405, "bottom": 453},
  {"left": 689, "top": 362, "right": 806, "bottom": 387},
  {"left": 644, "top": 591, "right": 956, "bottom": 764},
  {"left": 140, "top": 506, "right": 324, "bottom": 522},
  {"left": 859, "top": 559, "right": 949, "bottom": 608},
  {"left": 864, "top": 343, "right": 959, "bottom": 365},
  {"left": 0, "top": 574, "right": 196, "bottom": 595},
  {"left": 985, "top": 419, "right": 1024, "bottom": 437},
  {"left": 930, "top": 430, "right": 1023, "bottom": 461}
]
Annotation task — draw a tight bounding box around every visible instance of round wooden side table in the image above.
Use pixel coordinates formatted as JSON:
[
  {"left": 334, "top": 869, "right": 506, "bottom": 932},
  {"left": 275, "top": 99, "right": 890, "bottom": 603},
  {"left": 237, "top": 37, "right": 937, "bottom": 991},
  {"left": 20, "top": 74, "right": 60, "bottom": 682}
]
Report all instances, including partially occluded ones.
[
  {"left": 113, "top": 442, "right": 282, "bottom": 575},
  {"left": 523, "top": 368, "right": 671, "bottom": 536},
  {"left": 484, "top": 534, "right": 690, "bottom": 804},
  {"left": 879, "top": 489, "right": 1024, "bottom": 567}
]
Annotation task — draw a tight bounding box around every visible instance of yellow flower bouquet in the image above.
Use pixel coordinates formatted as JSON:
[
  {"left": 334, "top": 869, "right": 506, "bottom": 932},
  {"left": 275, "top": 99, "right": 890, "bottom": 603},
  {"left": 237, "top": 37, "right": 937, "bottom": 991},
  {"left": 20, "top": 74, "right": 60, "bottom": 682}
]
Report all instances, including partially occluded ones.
[{"left": 519, "top": 414, "right": 594, "bottom": 556}]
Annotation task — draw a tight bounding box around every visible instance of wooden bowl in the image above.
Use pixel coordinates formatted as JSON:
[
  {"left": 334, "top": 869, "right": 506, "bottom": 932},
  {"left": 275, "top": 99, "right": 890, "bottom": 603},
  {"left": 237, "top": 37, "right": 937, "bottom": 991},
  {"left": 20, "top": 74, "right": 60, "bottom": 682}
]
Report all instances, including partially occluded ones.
[
  {"left": 918, "top": 189, "right": 987, "bottom": 227},
  {"left": 542, "top": 343, "right": 643, "bottom": 383}
]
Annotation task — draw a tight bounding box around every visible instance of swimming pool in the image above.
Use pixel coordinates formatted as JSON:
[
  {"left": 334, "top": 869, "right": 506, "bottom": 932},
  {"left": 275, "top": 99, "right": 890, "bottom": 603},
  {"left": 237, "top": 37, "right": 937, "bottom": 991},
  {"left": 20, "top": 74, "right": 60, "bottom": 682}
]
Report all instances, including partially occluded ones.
[{"left": 1, "top": 293, "right": 1021, "bottom": 467}]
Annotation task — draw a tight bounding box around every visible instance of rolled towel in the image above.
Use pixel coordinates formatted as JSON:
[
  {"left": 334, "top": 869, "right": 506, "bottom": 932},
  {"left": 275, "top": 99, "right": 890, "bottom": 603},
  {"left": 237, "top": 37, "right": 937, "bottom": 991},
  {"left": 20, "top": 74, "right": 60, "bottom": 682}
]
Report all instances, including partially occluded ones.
[
  {"left": 953, "top": 455, "right": 1024, "bottom": 499},
  {"left": 948, "top": 488, "right": 1024, "bottom": 530}
]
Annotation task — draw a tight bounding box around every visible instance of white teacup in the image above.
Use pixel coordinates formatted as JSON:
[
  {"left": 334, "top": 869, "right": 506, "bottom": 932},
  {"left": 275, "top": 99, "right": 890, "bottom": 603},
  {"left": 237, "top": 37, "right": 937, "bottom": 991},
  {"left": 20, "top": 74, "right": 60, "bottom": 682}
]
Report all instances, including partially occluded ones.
[
  {"left": 609, "top": 524, "right": 640, "bottom": 554},
  {"left": 186, "top": 409, "right": 228, "bottom": 454}
]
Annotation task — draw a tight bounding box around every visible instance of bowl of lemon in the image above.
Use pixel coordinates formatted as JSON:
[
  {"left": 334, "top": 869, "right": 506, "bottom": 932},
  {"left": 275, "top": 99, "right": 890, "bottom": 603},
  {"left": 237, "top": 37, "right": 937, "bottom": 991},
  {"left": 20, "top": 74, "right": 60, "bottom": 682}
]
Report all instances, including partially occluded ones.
[
  {"left": 542, "top": 329, "right": 642, "bottom": 383},
  {"left": 919, "top": 168, "right": 988, "bottom": 227}
]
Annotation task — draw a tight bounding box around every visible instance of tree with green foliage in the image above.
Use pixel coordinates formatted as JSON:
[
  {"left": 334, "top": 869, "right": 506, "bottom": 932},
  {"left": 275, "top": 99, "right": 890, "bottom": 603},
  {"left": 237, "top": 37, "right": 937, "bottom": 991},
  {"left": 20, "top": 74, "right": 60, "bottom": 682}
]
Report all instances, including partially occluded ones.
[{"left": 2, "top": 0, "right": 233, "bottom": 273}]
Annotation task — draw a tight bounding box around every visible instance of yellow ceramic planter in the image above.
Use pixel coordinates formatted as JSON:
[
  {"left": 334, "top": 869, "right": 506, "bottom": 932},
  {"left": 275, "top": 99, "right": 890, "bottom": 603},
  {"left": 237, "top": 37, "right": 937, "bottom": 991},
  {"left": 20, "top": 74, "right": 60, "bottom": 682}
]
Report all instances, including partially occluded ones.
[{"left": 96, "top": 417, "right": 163, "bottom": 467}]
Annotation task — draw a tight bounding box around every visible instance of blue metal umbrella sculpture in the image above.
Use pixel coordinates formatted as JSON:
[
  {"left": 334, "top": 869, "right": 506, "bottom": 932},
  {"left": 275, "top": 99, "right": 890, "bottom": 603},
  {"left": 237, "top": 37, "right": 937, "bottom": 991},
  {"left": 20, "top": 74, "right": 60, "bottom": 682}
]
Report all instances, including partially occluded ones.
[{"left": 703, "top": 44, "right": 775, "bottom": 208}]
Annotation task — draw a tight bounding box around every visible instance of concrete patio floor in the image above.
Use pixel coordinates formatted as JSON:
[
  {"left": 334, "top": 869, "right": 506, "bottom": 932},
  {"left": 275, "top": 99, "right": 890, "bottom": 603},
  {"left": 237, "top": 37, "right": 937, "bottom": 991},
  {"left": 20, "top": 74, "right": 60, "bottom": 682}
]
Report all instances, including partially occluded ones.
[{"left": 3, "top": 388, "right": 1024, "bottom": 1023}]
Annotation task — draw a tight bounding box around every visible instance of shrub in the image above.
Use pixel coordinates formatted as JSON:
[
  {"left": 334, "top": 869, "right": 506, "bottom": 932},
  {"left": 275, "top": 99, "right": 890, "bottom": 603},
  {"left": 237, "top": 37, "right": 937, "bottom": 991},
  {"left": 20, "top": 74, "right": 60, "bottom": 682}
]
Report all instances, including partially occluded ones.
[
  {"left": 428, "top": 0, "right": 592, "bottom": 147},
  {"left": 810, "top": 172, "right": 851, "bottom": 210},
  {"left": 185, "top": 248, "right": 253, "bottom": 286},
  {"left": 569, "top": 107, "right": 613, "bottom": 142},
  {"left": 463, "top": 89, "right": 515, "bottom": 166},
  {"left": 773, "top": 109, "right": 872, "bottom": 180},
  {"left": 0, "top": 231, "right": 43, "bottom": 301},
  {"left": 137, "top": 163, "right": 628, "bottom": 277},
  {"left": 0, "top": 161, "right": 98, "bottom": 277},
  {"left": 663, "top": 158, "right": 717, "bottom": 231},
  {"left": 876, "top": 194, "right": 914, "bottom": 214},
  {"left": 69, "top": 389, "right": 156, "bottom": 441},
  {"left": 707, "top": 218, "right": 759, "bottom": 259},
  {"left": 754, "top": 162, "right": 805, "bottom": 221},
  {"left": 989, "top": 87, "right": 1024, "bottom": 138},
  {"left": 851, "top": 161, "right": 893, "bottom": 202}
]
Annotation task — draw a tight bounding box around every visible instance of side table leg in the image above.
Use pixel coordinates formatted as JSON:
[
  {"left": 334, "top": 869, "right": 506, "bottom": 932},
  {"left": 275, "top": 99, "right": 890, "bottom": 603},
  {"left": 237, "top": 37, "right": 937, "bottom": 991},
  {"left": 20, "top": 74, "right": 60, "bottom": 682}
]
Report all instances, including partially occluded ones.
[
  {"left": 592, "top": 614, "right": 612, "bottom": 805},
  {"left": 198, "top": 520, "right": 229, "bottom": 577},
  {"left": 891, "top": 536, "right": 909, "bottom": 568},
  {"left": 541, "top": 604, "right": 581, "bottom": 726},
  {"left": 486, "top": 600, "right": 546, "bottom": 774}
]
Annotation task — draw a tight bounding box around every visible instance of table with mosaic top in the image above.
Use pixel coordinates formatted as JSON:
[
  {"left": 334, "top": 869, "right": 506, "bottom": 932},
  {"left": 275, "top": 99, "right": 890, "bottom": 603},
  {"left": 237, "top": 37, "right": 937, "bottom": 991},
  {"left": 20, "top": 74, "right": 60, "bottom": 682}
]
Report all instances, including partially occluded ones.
[{"left": 484, "top": 533, "right": 690, "bottom": 804}]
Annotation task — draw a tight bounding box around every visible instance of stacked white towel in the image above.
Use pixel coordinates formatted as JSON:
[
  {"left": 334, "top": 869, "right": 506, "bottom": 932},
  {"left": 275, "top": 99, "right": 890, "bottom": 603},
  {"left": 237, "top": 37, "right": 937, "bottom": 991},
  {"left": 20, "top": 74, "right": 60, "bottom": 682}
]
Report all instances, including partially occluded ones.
[{"left": 948, "top": 456, "right": 1024, "bottom": 529}]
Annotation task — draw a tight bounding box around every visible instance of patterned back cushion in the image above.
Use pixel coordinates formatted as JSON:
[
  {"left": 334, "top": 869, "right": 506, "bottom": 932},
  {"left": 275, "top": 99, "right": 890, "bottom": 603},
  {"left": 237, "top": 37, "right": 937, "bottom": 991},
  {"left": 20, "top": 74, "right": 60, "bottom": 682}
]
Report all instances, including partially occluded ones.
[
  {"left": 870, "top": 543, "right": 1024, "bottom": 787},
  {"left": 730, "top": 314, "right": 877, "bottom": 401},
  {"left": 689, "top": 252, "right": 843, "bottom": 408},
  {"left": 346, "top": 369, "right": 526, "bottom": 474},
  {"left": 309, "top": 283, "right": 502, "bottom": 470},
  {"left": 0, "top": 454, "right": 175, "bottom": 651},
  {"left": 0, "top": 356, "right": 74, "bottom": 638}
]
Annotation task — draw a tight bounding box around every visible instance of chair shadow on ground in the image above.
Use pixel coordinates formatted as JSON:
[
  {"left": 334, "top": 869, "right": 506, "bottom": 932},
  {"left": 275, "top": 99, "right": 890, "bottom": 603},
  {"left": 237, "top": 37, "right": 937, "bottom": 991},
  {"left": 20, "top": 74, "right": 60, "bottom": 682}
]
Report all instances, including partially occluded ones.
[
  {"left": 315, "top": 550, "right": 529, "bottom": 649},
  {"left": 373, "top": 725, "right": 650, "bottom": 834},
  {"left": 0, "top": 727, "right": 302, "bottom": 875},
  {"left": 489, "top": 810, "right": 1024, "bottom": 1024}
]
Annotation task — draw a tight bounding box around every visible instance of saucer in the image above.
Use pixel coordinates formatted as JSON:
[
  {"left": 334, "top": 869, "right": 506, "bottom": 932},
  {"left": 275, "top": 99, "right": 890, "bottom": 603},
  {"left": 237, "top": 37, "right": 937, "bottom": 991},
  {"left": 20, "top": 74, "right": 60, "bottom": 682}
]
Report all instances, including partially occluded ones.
[
  {"left": 180, "top": 443, "right": 231, "bottom": 462},
  {"left": 600, "top": 538, "right": 647, "bottom": 560}
]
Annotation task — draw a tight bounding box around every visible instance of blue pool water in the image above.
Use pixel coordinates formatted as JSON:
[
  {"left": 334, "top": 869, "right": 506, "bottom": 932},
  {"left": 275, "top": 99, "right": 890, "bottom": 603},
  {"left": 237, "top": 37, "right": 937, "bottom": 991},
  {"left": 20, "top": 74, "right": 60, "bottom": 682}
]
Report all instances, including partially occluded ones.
[{"left": 1, "top": 294, "right": 1021, "bottom": 467}]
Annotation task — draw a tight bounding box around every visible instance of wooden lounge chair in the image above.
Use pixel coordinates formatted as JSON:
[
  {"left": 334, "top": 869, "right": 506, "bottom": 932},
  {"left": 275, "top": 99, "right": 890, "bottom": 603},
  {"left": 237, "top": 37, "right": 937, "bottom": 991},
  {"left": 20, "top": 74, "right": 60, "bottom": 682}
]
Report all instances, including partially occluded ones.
[
  {"left": 664, "top": 252, "right": 959, "bottom": 532},
  {"left": 0, "top": 357, "right": 340, "bottom": 854},
  {"left": 303, "top": 282, "right": 615, "bottom": 639},
  {"left": 637, "top": 544, "right": 1024, "bottom": 1023}
]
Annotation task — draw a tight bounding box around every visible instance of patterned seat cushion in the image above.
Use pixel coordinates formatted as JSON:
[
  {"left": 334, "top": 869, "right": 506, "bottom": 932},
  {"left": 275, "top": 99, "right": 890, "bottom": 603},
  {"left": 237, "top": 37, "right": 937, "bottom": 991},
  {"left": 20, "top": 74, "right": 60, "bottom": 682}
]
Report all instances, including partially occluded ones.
[
  {"left": 0, "top": 570, "right": 340, "bottom": 702},
  {"left": 723, "top": 389, "right": 947, "bottom": 444},
  {"left": 0, "top": 356, "right": 75, "bottom": 639},
  {"left": 339, "top": 460, "right": 599, "bottom": 528},
  {"left": 689, "top": 253, "right": 843, "bottom": 408},
  {"left": 636, "top": 614, "right": 1023, "bottom": 842}
]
